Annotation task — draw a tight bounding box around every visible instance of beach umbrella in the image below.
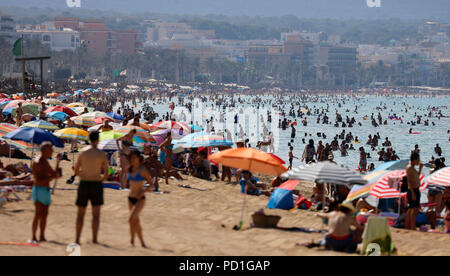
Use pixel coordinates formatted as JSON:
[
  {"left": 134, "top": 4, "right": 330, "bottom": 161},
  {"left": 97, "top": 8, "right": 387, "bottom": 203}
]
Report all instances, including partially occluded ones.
[
  {"left": 45, "top": 106, "right": 78, "bottom": 117},
  {"left": 54, "top": 128, "right": 89, "bottom": 141},
  {"left": 3, "top": 100, "right": 25, "bottom": 111},
  {"left": 372, "top": 159, "right": 410, "bottom": 172},
  {"left": 22, "top": 120, "right": 59, "bottom": 131},
  {"left": 115, "top": 125, "right": 154, "bottom": 146},
  {"left": 42, "top": 98, "right": 63, "bottom": 106},
  {"left": 80, "top": 111, "right": 113, "bottom": 120},
  {"left": 174, "top": 132, "right": 233, "bottom": 149},
  {"left": 93, "top": 117, "right": 112, "bottom": 124},
  {"left": 423, "top": 167, "right": 450, "bottom": 187},
  {"left": 70, "top": 116, "right": 97, "bottom": 127},
  {"left": 106, "top": 112, "right": 124, "bottom": 121},
  {"left": 209, "top": 148, "right": 287, "bottom": 176},
  {"left": 0, "top": 100, "right": 11, "bottom": 111},
  {"left": 3, "top": 102, "right": 39, "bottom": 116},
  {"left": 99, "top": 131, "right": 124, "bottom": 141},
  {"left": 87, "top": 122, "right": 122, "bottom": 132},
  {"left": 345, "top": 170, "right": 388, "bottom": 202},
  {"left": 47, "top": 111, "right": 69, "bottom": 121},
  {"left": 70, "top": 106, "right": 94, "bottom": 115},
  {"left": 150, "top": 120, "right": 191, "bottom": 134},
  {"left": 282, "top": 161, "right": 367, "bottom": 186},
  {"left": 66, "top": 102, "right": 85, "bottom": 108},
  {"left": 369, "top": 170, "right": 426, "bottom": 199},
  {"left": 98, "top": 139, "right": 139, "bottom": 152},
  {"left": 0, "top": 123, "right": 36, "bottom": 151},
  {"left": 114, "top": 125, "right": 154, "bottom": 143},
  {"left": 209, "top": 148, "right": 287, "bottom": 230},
  {"left": 4, "top": 127, "right": 63, "bottom": 148}
]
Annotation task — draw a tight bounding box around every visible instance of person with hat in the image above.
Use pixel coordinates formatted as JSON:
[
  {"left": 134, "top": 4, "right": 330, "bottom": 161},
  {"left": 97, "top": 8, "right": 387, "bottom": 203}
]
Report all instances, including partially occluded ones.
[{"left": 316, "top": 202, "right": 364, "bottom": 252}]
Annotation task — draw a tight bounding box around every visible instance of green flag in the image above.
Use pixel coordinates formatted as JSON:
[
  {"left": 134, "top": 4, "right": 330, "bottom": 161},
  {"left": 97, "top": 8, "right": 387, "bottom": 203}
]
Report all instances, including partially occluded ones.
[{"left": 12, "top": 38, "right": 22, "bottom": 57}]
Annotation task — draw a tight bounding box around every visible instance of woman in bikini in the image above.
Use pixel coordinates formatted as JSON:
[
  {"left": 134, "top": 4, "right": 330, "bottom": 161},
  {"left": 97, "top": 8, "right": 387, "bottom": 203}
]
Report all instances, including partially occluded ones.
[
  {"left": 127, "top": 150, "right": 156, "bottom": 248},
  {"left": 159, "top": 132, "right": 173, "bottom": 184},
  {"left": 116, "top": 129, "right": 136, "bottom": 188}
]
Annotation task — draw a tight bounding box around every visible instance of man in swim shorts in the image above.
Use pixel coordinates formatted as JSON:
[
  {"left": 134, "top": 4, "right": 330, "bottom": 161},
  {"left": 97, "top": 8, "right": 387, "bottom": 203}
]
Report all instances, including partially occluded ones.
[
  {"left": 74, "top": 131, "right": 109, "bottom": 245},
  {"left": 405, "top": 152, "right": 423, "bottom": 230},
  {"left": 31, "top": 142, "right": 62, "bottom": 243}
]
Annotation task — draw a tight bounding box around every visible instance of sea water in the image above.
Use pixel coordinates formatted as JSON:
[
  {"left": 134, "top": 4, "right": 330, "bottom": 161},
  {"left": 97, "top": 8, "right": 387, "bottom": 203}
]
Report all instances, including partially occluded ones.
[{"left": 122, "top": 94, "right": 449, "bottom": 175}]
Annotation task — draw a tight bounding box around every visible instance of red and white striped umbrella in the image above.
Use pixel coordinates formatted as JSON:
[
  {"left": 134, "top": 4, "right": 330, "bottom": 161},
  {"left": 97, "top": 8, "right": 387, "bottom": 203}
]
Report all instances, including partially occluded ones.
[
  {"left": 370, "top": 170, "right": 426, "bottom": 199},
  {"left": 423, "top": 167, "right": 450, "bottom": 187},
  {"left": 150, "top": 120, "right": 191, "bottom": 134}
]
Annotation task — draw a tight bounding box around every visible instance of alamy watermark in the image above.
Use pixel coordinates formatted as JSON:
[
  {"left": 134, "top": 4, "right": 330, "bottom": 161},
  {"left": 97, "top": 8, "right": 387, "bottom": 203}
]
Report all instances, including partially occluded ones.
[
  {"left": 67, "top": 0, "right": 81, "bottom": 8},
  {"left": 366, "top": 0, "right": 381, "bottom": 8},
  {"left": 66, "top": 243, "right": 81, "bottom": 256}
]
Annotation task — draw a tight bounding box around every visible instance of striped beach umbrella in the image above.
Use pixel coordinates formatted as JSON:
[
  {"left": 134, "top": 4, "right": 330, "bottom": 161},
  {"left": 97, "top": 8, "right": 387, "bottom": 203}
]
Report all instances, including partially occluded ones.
[
  {"left": 42, "top": 98, "right": 63, "bottom": 106},
  {"left": 369, "top": 170, "right": 426, "bottom": 199},
  {"left": 22, "top": 120, "right": 59, "bottom": 130},
  {"left": 54, "top": 128, "right": 89, "bottom": 141},
  {"left": 173, "top": 132, "right": 233, "bottom": 149},
  {"left": 70, "top": 116, "right": 97, "bottom": 127},
  {"left": 115, "top": 125, "right": 154, "bottom": 146},
  {"left": 423, "top": 167, "right": 450, "bottom": 187},
  {"left": 80, "top": 111, "right": 113, "bottom": 120},
  {"left": 283, "top": 161, "right": 367, "bottom": 186},
  {"left": 0, "top": 123, "right": 36, "bottom": 150},
  {"left": 150, "top": 120, "right": 191, "bottom": 134}
]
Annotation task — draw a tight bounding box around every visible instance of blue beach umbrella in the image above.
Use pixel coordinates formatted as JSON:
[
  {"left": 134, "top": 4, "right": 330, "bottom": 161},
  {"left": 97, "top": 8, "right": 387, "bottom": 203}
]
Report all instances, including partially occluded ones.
[
  {"left": 47, "top": 111, "right": 69, "bottom": 121},
  {"left": 4, "top": 127, "right": 64, "bottom": 148},
  {"left": 106, "top": 112, "right": 124, "bottom": 121}
]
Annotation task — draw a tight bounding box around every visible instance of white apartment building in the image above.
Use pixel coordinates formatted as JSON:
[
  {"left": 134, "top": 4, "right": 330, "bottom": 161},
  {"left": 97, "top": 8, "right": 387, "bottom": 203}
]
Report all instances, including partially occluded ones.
[{"left": 17, "top": 27, "right": 81, "bottom": 51}]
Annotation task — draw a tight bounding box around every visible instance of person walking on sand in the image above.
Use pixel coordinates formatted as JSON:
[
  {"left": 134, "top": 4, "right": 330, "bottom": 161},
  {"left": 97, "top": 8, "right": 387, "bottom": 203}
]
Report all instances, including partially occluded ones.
[
  {"left": 74, "top": 131, "right": 109, "bottom": 245},
  {"left": 127, "top": 150, "right": 156, "bottom": 248},
  {"left": 405, "top": 152, "right": 424, "bottom": 230},
  {"left": 31, "top": 142, "right": 62, "bottom": 243}
]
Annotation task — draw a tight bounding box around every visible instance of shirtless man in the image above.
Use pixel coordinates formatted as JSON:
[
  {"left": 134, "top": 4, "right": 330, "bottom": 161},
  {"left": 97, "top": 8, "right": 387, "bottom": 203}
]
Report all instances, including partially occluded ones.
[
  {"left": 74, "top": 131, "right": 109, "bottom": 245},
  {"left": 405, "top": 152, "right": 423, "bottom": 230},
  {"left": 31, "top": 142, "right": 61, "bottom": 243},
  {"left": 317, "top": 203, "right": 364, "bottom": 252}
]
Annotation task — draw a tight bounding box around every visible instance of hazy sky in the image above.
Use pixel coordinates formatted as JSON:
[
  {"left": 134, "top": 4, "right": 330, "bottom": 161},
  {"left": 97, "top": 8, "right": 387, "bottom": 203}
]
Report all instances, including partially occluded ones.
[{"left": 1, "top": 0, "right": 450, "bottom": 20}]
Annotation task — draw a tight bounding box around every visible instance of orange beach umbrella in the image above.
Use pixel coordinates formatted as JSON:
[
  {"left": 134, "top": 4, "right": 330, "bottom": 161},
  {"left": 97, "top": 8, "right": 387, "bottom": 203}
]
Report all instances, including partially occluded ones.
[{"left": 208, "top": 148, "right": 287, "bottom": 176}]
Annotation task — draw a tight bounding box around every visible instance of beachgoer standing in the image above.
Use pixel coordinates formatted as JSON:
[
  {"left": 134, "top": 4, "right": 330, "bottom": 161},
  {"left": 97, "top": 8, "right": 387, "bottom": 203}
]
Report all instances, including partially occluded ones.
[
  {"left": 127, "top": 150, "right": 156, "bottom": 248},
  {"left": 31, "top": 142, "right": 62, "bottom": 243},
  {"left": 74, "top": 131, "right": 109, "bottom": 245},
  {"left": 405, "top": 152, "right": 423, "bottom": 230}
]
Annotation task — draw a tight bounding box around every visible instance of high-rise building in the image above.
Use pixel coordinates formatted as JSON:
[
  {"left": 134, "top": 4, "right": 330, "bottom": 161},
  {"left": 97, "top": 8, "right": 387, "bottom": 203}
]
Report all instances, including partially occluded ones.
[{"left": 0, "top": 13, "right": 17, "bottom": 43}]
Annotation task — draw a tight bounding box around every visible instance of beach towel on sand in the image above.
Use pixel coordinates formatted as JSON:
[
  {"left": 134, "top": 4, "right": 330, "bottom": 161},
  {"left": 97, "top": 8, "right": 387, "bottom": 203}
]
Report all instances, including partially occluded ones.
[{"left": 361, "top": 217, "right": 394, "bottom": 255}]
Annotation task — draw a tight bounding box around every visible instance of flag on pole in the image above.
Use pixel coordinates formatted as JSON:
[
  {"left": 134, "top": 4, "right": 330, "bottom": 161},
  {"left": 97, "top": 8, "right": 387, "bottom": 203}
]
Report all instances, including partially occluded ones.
[{"left": 12, "top": 38, "right": 23, "bottom": 57}]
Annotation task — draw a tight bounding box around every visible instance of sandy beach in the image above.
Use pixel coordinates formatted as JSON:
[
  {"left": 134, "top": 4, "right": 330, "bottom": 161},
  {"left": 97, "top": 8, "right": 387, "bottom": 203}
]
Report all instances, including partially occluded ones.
[{"left": 0, "top": 154, "right": 449, "bottom": 256}]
